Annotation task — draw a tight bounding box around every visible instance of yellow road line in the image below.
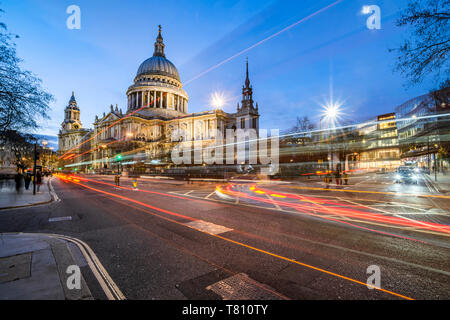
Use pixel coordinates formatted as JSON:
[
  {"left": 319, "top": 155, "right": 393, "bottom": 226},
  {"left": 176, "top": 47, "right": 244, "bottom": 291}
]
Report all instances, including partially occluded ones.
[{"left": 212, "top": 233, "right": 414, "bottom": 300}]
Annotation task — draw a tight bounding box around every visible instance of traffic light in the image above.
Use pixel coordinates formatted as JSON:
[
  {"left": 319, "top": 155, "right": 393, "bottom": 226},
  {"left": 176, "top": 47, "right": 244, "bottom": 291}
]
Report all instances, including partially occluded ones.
[
  {"left": 116, "top": 154, "right": 122, "bottom": 161},
  {"left": 35, "top": 151, "right": 40, "bottom": 160}
]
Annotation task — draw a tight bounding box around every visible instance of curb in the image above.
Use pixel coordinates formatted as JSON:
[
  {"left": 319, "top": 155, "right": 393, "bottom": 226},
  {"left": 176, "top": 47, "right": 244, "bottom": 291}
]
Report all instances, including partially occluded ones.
[
  {"left": 0, "top": 178, "right": 57, "bottom": 211},
  {"left": 1, "top": 232, "right": 125, "bottom": 300}
]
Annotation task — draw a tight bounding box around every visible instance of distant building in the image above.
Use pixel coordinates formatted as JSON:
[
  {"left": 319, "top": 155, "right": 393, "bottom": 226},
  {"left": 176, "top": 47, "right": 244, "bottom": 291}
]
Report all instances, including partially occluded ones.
[
  {"left": 358, "top": 113, "right": 400, "bottom": 169},
  {"left": 395, "top": 90, "right": 450, "bottom": 170}
]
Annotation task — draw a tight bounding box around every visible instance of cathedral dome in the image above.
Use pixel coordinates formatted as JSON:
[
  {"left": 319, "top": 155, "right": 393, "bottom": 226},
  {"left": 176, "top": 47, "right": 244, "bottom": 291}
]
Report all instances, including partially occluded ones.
[
  {"left": 136, "top": 56, "right": 180, "bottom": 81},
  {"left": 135, "top": 25, "right": 180, "bottom": 82}
]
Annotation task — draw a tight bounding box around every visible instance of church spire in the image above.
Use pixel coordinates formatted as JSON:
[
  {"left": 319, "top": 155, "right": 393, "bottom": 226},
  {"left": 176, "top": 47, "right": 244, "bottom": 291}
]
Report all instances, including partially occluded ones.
[
  {"left": 241, "top": 59, "right": 253, "bottom": 110},
  {"left": 153, "top": 25, "right": 165, "bottom": 57},
  {"left": 68, "top": 91, "right": 78, "bottom": 108},
  {"left": 245, "top": 57, "right": 250, "bottom": 88}
]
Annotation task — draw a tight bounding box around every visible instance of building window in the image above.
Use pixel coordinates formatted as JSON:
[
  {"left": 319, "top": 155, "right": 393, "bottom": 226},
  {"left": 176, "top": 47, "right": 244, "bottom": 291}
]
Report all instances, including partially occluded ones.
[
  {"left": 252, "top": 118, "right": 257, "bottom": 128},
  {"left": 241, "top": 118, "right": 245, "bottom": 129}
]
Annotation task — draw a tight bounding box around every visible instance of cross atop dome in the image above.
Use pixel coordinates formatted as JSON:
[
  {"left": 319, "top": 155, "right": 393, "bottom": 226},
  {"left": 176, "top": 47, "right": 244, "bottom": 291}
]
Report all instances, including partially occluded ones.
[{"left": 153, "top": 25, "right": 165, "bottom": 57}]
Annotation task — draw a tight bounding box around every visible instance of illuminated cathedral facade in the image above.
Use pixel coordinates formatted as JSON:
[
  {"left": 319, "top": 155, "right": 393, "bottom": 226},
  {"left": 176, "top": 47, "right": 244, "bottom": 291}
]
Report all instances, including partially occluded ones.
[{"left": 58, "top": 26, "right": 260, "bottom": 173}]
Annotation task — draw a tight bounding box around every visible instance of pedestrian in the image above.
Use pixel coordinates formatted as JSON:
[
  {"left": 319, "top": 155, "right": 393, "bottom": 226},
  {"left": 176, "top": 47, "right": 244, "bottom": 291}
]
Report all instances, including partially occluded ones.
[
  {"left": 325, "top": 171, "right": 331, "bottom": 188},
  {"left": 36, "top": 171, "right": 42, "bottom": 192},
  {"left": 344, "top": 172, "right": 349, "bottom": 185},
  {"left": 24, "top": 173, "right": 31, "bottom": 190},
  {"left": 14, "top": 171, "right": 23, "bottom": 194},
  {"left": 132, "top": 179, "right": 138, "bottom": 190},
  {"left": 335, "top": 170, "right": 341, "bottom": 186},
  {"left": 116, "top": 174, "right": 120, "bottom": 187}
]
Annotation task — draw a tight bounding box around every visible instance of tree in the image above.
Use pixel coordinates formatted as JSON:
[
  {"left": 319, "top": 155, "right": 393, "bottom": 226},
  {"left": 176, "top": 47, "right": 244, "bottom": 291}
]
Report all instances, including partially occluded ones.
[
  {"left": 0, "top": 129, "right": 37, "bottom": 172},
  {"left": 0, "top": 9, "right": 53, "bottom": 133},
  {"left": 392, "top": 0, "right": 449, "bottom": 87}
]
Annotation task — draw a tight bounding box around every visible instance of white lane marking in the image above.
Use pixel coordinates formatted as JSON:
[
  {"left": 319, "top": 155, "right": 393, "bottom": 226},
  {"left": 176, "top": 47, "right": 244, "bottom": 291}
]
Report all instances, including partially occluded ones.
[
  {"left": 205, "top": 191, "right": 216, "bottom": 199},
  {"left": 49, "top": 177, "right": 60, "bottom": 202},
  {"left": 185, "top": 220, "right": 233, "bottom": 235},
  {"left": 49, "top": 216, "right": 72, "bottom": 222},
  {"left": 184, "top": 190, "right": 194, "bottom": 195},
  {"left": 265, "top": 194, "right": 281, "bottom": 210}
]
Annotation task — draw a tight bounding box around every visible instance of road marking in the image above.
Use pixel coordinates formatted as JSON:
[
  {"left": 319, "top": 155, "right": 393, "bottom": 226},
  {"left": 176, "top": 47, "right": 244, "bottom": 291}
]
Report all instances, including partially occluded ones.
[
  {"left": 48, "top": 216, "right": 72, "bottom": 222},
  {"left": 65, "top": 179, "right": 416, "bottom": 299},
  {"left": 185, "top": 220, "right": 233, "bottom": 235},
  {"left": 265, "top": 194, "right": 281, "bottom": 210},
  {"left": 205, "top": 191, "right": 216, "bottom": 199},
  {"left": 184, "top": 190, "right": 194, "bottom": 195},
  {"left": 49, "top": 177, "right": 60, "bottom": 202}
]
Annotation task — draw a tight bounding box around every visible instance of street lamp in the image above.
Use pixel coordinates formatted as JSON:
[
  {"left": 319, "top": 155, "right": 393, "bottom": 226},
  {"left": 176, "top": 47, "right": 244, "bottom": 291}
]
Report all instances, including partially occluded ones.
[
  {"left": 320, "top": 102, "right": 342, "bottom": 173},
  {"left": 210, "top": 91, "right": 227, "bottom": 110}
]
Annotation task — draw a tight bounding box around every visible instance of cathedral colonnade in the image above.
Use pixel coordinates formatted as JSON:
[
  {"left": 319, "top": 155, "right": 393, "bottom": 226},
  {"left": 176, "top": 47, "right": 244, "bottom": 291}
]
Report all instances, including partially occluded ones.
[{"left": 127, "top": 88, "right": 187, "bottom": 113}]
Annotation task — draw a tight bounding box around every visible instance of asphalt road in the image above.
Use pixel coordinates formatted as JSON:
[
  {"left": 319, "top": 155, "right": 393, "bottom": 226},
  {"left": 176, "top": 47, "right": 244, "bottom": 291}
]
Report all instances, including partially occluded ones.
[{"left": 0, "top": 172, "right": 449, "bottom": 300}]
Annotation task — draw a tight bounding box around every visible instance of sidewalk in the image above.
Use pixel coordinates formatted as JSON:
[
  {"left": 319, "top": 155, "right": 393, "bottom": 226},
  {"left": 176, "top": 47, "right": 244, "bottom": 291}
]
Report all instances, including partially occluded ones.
[
  {"left": 0, "top": 233, "right": 93, "bottom": 300},
  {"left": 0, "top": 178, "right": 53, "bottom": 209},
  {"left": 425, "top": 172, "right": 450, "bottom": 194}
]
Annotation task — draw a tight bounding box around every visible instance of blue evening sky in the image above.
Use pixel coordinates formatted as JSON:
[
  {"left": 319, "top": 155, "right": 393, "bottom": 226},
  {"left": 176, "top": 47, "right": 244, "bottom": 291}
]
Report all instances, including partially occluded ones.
[{"left": 2, "top": 0, "right": 440, "bottom": 142}]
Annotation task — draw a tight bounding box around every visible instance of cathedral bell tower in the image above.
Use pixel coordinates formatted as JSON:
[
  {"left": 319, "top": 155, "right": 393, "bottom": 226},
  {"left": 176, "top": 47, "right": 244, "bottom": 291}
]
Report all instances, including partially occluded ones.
[
  {"left": 236, "top": 59, "right": 259, "bottom": 130},
  {"left": 61, "top": 91, "right": 83, "bottom": 133}
]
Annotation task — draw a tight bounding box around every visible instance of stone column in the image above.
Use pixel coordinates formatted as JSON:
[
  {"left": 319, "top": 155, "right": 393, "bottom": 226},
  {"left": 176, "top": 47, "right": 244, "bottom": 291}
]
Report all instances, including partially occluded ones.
[
  {"left": 160, "top": 92, "right": 163, "bottom": 109},
  {"left": 153, "top": 91, "right": 156, "bottom": 108},
  {"left": 147, "top": 91, "right": 150, "bottom": 107}
]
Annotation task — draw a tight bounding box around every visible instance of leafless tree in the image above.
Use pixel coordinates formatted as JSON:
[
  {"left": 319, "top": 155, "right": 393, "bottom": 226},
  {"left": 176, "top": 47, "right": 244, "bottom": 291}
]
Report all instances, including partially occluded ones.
[
  {"left": 391, "top": 0, "right": 449, "bottom": 87},
  {"left": 0, "top": 9, "right": 53, "bottom": 133}
]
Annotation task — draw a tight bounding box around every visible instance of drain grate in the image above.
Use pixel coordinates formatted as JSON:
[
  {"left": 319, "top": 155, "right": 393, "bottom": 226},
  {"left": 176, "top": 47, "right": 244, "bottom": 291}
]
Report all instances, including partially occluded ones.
[{"left": 206, "top": 273, "right": 283, "bottom": 300}]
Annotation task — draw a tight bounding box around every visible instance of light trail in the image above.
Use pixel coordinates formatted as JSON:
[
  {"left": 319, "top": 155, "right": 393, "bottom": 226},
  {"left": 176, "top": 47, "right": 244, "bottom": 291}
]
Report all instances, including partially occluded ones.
[
  {"left": 184, "top": 0, "right": 344, "bottom": 85},
  {"left": 61, "top": 111, "right": 450, "bottom": 170},
  {"left": 57, "top": 93, "right": 167, "bottom": 160},
  {"left": 56, "top": 174, "right": 413, "bottom": 300},
  {"left": 68, "top": 136, "right": 127, "bottom": 161},
  {"left": 63, "top": 174, "right": 444, "bottom": 239},
  {"left": 64, "top": 173, "right": 450, "bottom": 236},
  {"left": 218, "top": 185, "right": 450, "bottom": 237},
  {"left": 278, "top": 184, "right": 450, "bottom": 200}
]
